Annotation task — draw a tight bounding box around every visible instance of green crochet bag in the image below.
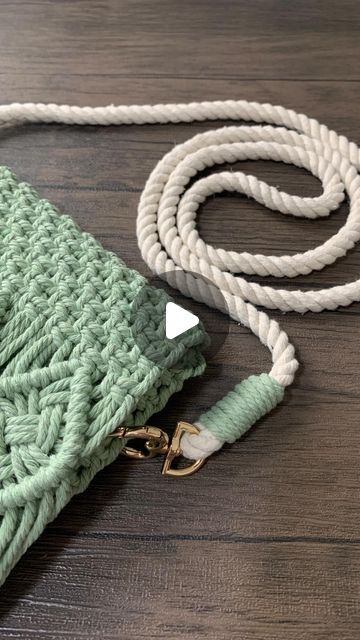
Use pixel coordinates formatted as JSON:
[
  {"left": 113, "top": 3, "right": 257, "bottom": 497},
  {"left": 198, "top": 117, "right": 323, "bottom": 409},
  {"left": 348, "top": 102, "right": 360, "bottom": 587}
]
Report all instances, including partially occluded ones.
[{"left": 0, "top": 166, "right": 207, "bottom": 586}]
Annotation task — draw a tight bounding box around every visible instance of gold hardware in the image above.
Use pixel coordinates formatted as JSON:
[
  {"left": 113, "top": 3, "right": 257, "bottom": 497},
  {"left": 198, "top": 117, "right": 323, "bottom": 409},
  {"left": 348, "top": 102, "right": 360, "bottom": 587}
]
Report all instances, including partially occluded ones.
[
  {"left": 161, "top": 421, "right": 206, "bottom": 477},
  {"left": 110, "top": 425, "right": 169, "bottom": 460},
  {"left": 110, "top": 421, "right": 205, "bottom": 477}
]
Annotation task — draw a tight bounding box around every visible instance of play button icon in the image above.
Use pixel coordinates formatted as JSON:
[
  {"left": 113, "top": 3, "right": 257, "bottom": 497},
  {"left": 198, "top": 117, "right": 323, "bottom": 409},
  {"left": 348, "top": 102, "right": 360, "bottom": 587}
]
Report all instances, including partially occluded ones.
[
  {"left": 165, "top": 302, "right": 199, "bottom": 339},
  {"left": 129, "top": 269, "right": 229, "bottom": 369}
]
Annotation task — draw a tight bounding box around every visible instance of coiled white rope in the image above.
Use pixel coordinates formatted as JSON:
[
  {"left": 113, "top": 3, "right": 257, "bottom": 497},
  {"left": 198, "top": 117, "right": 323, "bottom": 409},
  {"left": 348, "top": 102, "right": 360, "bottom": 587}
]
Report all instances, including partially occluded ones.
[{"left": 2, "top": 100, "right": 359, "bottom": 460}]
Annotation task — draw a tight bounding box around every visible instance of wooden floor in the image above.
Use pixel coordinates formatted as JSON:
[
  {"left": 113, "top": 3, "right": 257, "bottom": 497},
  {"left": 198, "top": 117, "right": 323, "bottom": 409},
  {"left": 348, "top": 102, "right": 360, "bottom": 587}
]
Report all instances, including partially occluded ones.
[{"left": 1, "top": 1, "right": 360, "bottom": 638}]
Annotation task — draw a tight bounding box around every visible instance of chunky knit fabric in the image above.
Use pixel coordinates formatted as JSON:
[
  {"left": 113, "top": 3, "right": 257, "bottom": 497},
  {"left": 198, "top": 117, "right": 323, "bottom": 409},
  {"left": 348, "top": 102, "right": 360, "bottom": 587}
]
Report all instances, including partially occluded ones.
[{"left": 0, "top": 166, "right": 207, "bottom": 586}]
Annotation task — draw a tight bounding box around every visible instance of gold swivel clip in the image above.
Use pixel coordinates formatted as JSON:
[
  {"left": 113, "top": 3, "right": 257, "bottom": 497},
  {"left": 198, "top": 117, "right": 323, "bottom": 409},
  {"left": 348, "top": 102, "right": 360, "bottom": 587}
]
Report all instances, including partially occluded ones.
[{"left": 110, "top": 421, "right": 205, "bottom": 477}]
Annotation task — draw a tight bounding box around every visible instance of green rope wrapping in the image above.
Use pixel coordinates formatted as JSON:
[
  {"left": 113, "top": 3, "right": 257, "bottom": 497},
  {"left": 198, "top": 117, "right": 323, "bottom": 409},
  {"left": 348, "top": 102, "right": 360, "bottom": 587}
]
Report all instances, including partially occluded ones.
[
  {"left": 198, "top": 374, "right": 284, "bottom": 443},
  {"left": 0, "top": 167, "right": 207, "bottom": 586}
]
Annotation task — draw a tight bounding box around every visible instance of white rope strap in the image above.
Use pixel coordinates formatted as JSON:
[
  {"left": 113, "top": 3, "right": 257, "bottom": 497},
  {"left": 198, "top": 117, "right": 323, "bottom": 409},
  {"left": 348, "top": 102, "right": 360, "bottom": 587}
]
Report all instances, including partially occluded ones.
[{"left": 1, "top": 100, "right": 359, "bottom": 460}]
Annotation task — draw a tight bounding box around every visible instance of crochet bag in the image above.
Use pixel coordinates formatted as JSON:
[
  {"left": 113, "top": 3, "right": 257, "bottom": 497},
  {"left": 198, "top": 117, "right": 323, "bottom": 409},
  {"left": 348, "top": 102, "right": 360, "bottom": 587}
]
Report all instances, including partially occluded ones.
[
  {"left": 2, "top": 97, "right": 356, "bottom": 586},
  {"left": 0, "top": 166, "right": 209, "bottom": 585}
]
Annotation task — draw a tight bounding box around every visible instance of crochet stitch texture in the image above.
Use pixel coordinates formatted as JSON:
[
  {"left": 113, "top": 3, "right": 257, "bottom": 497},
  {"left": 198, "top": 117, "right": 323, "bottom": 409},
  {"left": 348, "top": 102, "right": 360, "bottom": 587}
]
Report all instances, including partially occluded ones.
[{"left": 0, "top": 166, "right": 207, "bottom": 586}]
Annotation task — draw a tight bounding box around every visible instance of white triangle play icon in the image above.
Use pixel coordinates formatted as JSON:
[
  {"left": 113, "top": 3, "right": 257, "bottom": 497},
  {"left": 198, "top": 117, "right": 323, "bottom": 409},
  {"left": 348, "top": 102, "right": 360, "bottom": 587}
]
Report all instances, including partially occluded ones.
[{"left": 165, "top": 302, "right": 199, "bottom": 339}]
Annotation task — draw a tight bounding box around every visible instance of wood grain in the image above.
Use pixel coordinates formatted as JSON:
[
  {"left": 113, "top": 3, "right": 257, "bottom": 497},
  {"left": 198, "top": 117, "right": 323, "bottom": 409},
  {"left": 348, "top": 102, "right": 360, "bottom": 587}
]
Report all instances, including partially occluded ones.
[{"left": 1, "top": 1, "right": 360, "bottom": 639}]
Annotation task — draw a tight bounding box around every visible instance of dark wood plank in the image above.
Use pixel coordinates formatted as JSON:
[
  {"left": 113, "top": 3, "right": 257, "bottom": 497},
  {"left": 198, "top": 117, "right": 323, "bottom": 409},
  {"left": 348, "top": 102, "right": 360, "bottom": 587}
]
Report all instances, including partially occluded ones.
[
  {"left": 0, "top": 1, "right": 360, "bottom": 639},
  {"left": 0, "top": 0, "right": 359, "bottom": 81}
]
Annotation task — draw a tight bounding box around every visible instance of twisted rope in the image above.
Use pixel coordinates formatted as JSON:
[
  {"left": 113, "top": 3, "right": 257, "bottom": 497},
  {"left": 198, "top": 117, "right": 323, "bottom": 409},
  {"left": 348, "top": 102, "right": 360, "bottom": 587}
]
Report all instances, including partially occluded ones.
[{"left": 1, "top": 100, "right": 359, "bottom": 461}]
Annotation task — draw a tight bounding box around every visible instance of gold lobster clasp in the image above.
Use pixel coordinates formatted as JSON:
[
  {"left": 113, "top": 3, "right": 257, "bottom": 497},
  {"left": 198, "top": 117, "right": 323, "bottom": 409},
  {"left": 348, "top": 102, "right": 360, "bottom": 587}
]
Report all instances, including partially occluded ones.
[
  {"left": 110, "top": 421, "right": 206, "bottom": 477},
  {"left": 110, "top": 425, "right": 169, "bottom": 460}
]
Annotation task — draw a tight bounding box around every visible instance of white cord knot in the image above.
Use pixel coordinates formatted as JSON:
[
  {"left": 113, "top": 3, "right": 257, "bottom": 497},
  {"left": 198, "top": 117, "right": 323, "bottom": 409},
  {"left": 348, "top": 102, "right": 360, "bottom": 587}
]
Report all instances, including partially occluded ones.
[{"left": 180, "top": 423, "right": 223, "bottom": 460}]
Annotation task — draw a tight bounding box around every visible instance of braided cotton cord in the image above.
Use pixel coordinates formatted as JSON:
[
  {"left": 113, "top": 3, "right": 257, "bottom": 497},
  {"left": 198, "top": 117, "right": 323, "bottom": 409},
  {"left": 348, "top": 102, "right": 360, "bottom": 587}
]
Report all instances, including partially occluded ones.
[{"left": 1, "top": 100, "right": 359, "bottom": 460}]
